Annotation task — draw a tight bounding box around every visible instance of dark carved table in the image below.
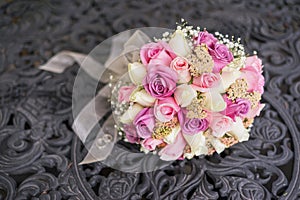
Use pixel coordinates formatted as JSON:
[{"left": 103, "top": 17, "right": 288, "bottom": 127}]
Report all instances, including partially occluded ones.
[{"left": 0, "top": 0, "right": 300, "bottom": 199}]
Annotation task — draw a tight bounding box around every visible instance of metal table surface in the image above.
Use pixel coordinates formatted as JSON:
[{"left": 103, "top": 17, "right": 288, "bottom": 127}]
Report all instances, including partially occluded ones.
[{"left": 0, "top": 0, "right": 300, "bottom": 199}]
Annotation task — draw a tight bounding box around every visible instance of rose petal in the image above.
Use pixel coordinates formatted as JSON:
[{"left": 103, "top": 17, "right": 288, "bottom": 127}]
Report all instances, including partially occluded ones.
[
  {"left": 164, "top": 125, "right": 181, "bottom": 144},
  {"left": 216, "top": 70, "right": 241, "bottom": 93},
  {"left": 204, "top": 90, "right": 226, "bottom": 112},
  {"left": 142, "top": 138, "right": 163, "bottom": 151},
  {"left": 130, "top": 88, "right": 156, "bottom": 107},
  {"left": 118, "top": 85, "right": 136, "bottom": 103},
  {"left": 210, "top": 137, "right": 226, "bottom": 153},
  {"left": 159, "top": 132, "right": 186, "bottom": 161},
  {"left": 174, "top": 84, "right": 197, "bottom": 107},
  {"left": 246, "top": 103, "right": 265, "bottom": 119},
  {"left": 128, "top": 62, "right": 147, "bottom": 85},
  {"left": 154, "top": 97, "right": 180, "bottom": 122},
  {"left": 183, "top": 132, "right": 208, "bottom": 156},
  {"left": 168, "top": 30, "right": 191, "bottom": 57},
  {"left": 230, "top": 117, "right": 249, "bottom": 142},
  {"left": 120, "top": 104, "right": 144, "bottom": 124}
]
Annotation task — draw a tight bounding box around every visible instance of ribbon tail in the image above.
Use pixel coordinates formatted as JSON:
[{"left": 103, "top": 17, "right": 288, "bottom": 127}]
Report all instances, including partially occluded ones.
[
  {"left": 79, "top": 115, "right": 117, "bottom": 165},
  {"left": 39, "top": 50, "right": 85, "bottom": 73},
  {"left": 72, "top": 84, "right": 111, "bottom": 143},
  {"left": 39, "top": 30, "right": 152, "bottom": 164}
]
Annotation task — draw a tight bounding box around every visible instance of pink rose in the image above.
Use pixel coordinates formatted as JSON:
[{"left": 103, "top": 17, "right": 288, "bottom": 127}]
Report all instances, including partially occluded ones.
[
  {"left": 245, "top": 103, "right": 265, "bottom": 119},
  {"left": 192, "top": 72, "right": 220, "bottom": 92},
  {"left": 241, "top": 56, "right": 264, "bottom": 94},
  {"left": 140, "top": 41, "right": 177, "bottom": 67},
  {"left": 141, "top": 138, "right": 163, "bottom": 151},
  {"left": 245, "top": 55, "right": 263, "bottom": 72},
  {"left": 178, "top": 109, "right": 208, "bottom": 135},
  {"left": 159, "top": 132, "right": 186, "bottom": 161},
  {"left": 209, "top": 43, "right": 233, "bottom": 73},
  {"left": 154, "top": 97, "right": 180, "bottom": 122},
  {"left": 143, "top": 65, "right": 178, "bottom": 99},
  {"left": 133, "top": 108, "right": 155, "bottom": 139},
  {"left": 118, "top": 85, "right": 135, "bottom": 103},
  {"left": 222, "top": 96, "right": 251, "bottom": 121},
  {"left": 208, "top": 113, "right": 233, "bottom": 138},
  {"left": 170, "top": 57, "right": 191, "bottom": 83},
  {"left": 124, "top": 124, "right": 139, "bottom": 143},
  {"left": 197, "top": 31, "right": 218, "bottom": 49}
]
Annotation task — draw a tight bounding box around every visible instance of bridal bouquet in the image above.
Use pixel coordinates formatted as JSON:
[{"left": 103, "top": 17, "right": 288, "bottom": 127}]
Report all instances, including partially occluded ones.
[{"left": 113, "top": 20, "right": 265, "bottom": 161}]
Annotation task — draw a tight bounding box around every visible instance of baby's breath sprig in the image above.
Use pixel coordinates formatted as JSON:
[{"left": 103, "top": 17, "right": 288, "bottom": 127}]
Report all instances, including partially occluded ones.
[
  {"left": 111, "top": 80, "right": 131, "bottom": 118},
  {"left": 215, "top": 32, "right": 245, "bottom": 58},
  {"left": 157, "top": 19, "right": 202, "bottom": 47},
  {"left": 155, "top": 31, "right": 171, "bottom": 42},
  {"left": 115, "top": 125, "right": 124, "bottom": 137},
  {"left": 175, "top": 18, "right": 199, "bottom": 40}
]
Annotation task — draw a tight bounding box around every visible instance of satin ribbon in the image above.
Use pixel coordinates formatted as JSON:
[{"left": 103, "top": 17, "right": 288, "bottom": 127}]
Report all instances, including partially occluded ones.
[{"left": 39, "top": 30, "right": 151, "bottom": 164}]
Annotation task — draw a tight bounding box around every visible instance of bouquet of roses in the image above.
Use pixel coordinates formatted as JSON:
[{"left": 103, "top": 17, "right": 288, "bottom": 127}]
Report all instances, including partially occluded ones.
[{"left": 113, "top": 20, "right": 265, "bottom": 161}]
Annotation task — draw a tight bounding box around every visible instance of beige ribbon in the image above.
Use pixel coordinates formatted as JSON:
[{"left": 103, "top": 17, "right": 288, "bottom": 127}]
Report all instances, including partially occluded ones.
[{"left": 39, "top": 30, "right": 151, "bottom": 164}]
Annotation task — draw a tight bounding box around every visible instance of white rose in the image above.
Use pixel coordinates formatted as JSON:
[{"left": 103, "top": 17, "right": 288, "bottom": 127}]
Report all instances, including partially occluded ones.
[
  {"left": 164, "top": 125, "right": 181, "bottom": 144},
  {"left": 168, "top": 30, "right": 191, "bottom": 57},
  {"left": 204, "top": 90, "right": 226, "bottom": 112},
  {"left": 120, "top": 103, "right": 143, "bottom": 124},
  {"left": 209, "top": 137, "right": 226, "bottom": 153},
  {"left": 184, "top": 152, "right": 194, "bottom": 159},
  {"left": 230, "top": 117, "right": 250, "bottom": 142},
  {"left": 130, "top": 88, "right": 156, "bottom": 107},
  {"left": 183, "top": 132, "right": 208, "bottom": 157},
  {"left": 174, "top": 84, "right": 197, "bottom": 107},
  {"left": 128, "top": 62, "right": 147, "bottom": 85},
  {"left": 216, "top": 69, "right": 241, "bottom": 93}
]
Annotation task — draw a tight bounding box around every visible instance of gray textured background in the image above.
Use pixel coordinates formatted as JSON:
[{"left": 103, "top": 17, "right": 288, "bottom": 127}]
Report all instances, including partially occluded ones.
[{"left": 0, "top": 0, "right": 300, "bottom": 199}]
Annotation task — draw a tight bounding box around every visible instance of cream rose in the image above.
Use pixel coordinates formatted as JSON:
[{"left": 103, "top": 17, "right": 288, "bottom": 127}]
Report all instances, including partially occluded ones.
[
  {"left": 164, "top": 125, "right": 181, "bottom": 144},
  {"left": 174, "top": 84, "right": 197, "bottom": 107},
  {"left": 130, "top": 88, "right": 156, "bottom": 107},
  {"left": 128, "top": 62, "right": 147, "bottom": 85},
  {"left": 183, "top": 132, "right": 208, "bottom": 158},
  {"left": 216, "top": 69, "right": 241, "bottom": 93},
  {"left": 210, "top": 137, "right": 226, "bottom": 153},
  {"left": 120, "top": 103, "right": 144, "bottom": 124},
  {"left": 168, "top": 30, "right": 191, "bottom": 57},
  {"left": 204, "top": 90, "right": 226, "bottom": 112},
  {"left": 230, "top": 117, "right": 249, "bottom": 142}
]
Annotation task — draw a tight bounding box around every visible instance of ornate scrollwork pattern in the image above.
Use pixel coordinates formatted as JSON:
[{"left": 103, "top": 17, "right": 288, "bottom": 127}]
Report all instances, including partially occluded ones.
[{"left": 0, "top": 0, "right": 299, "bottom": 199}]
